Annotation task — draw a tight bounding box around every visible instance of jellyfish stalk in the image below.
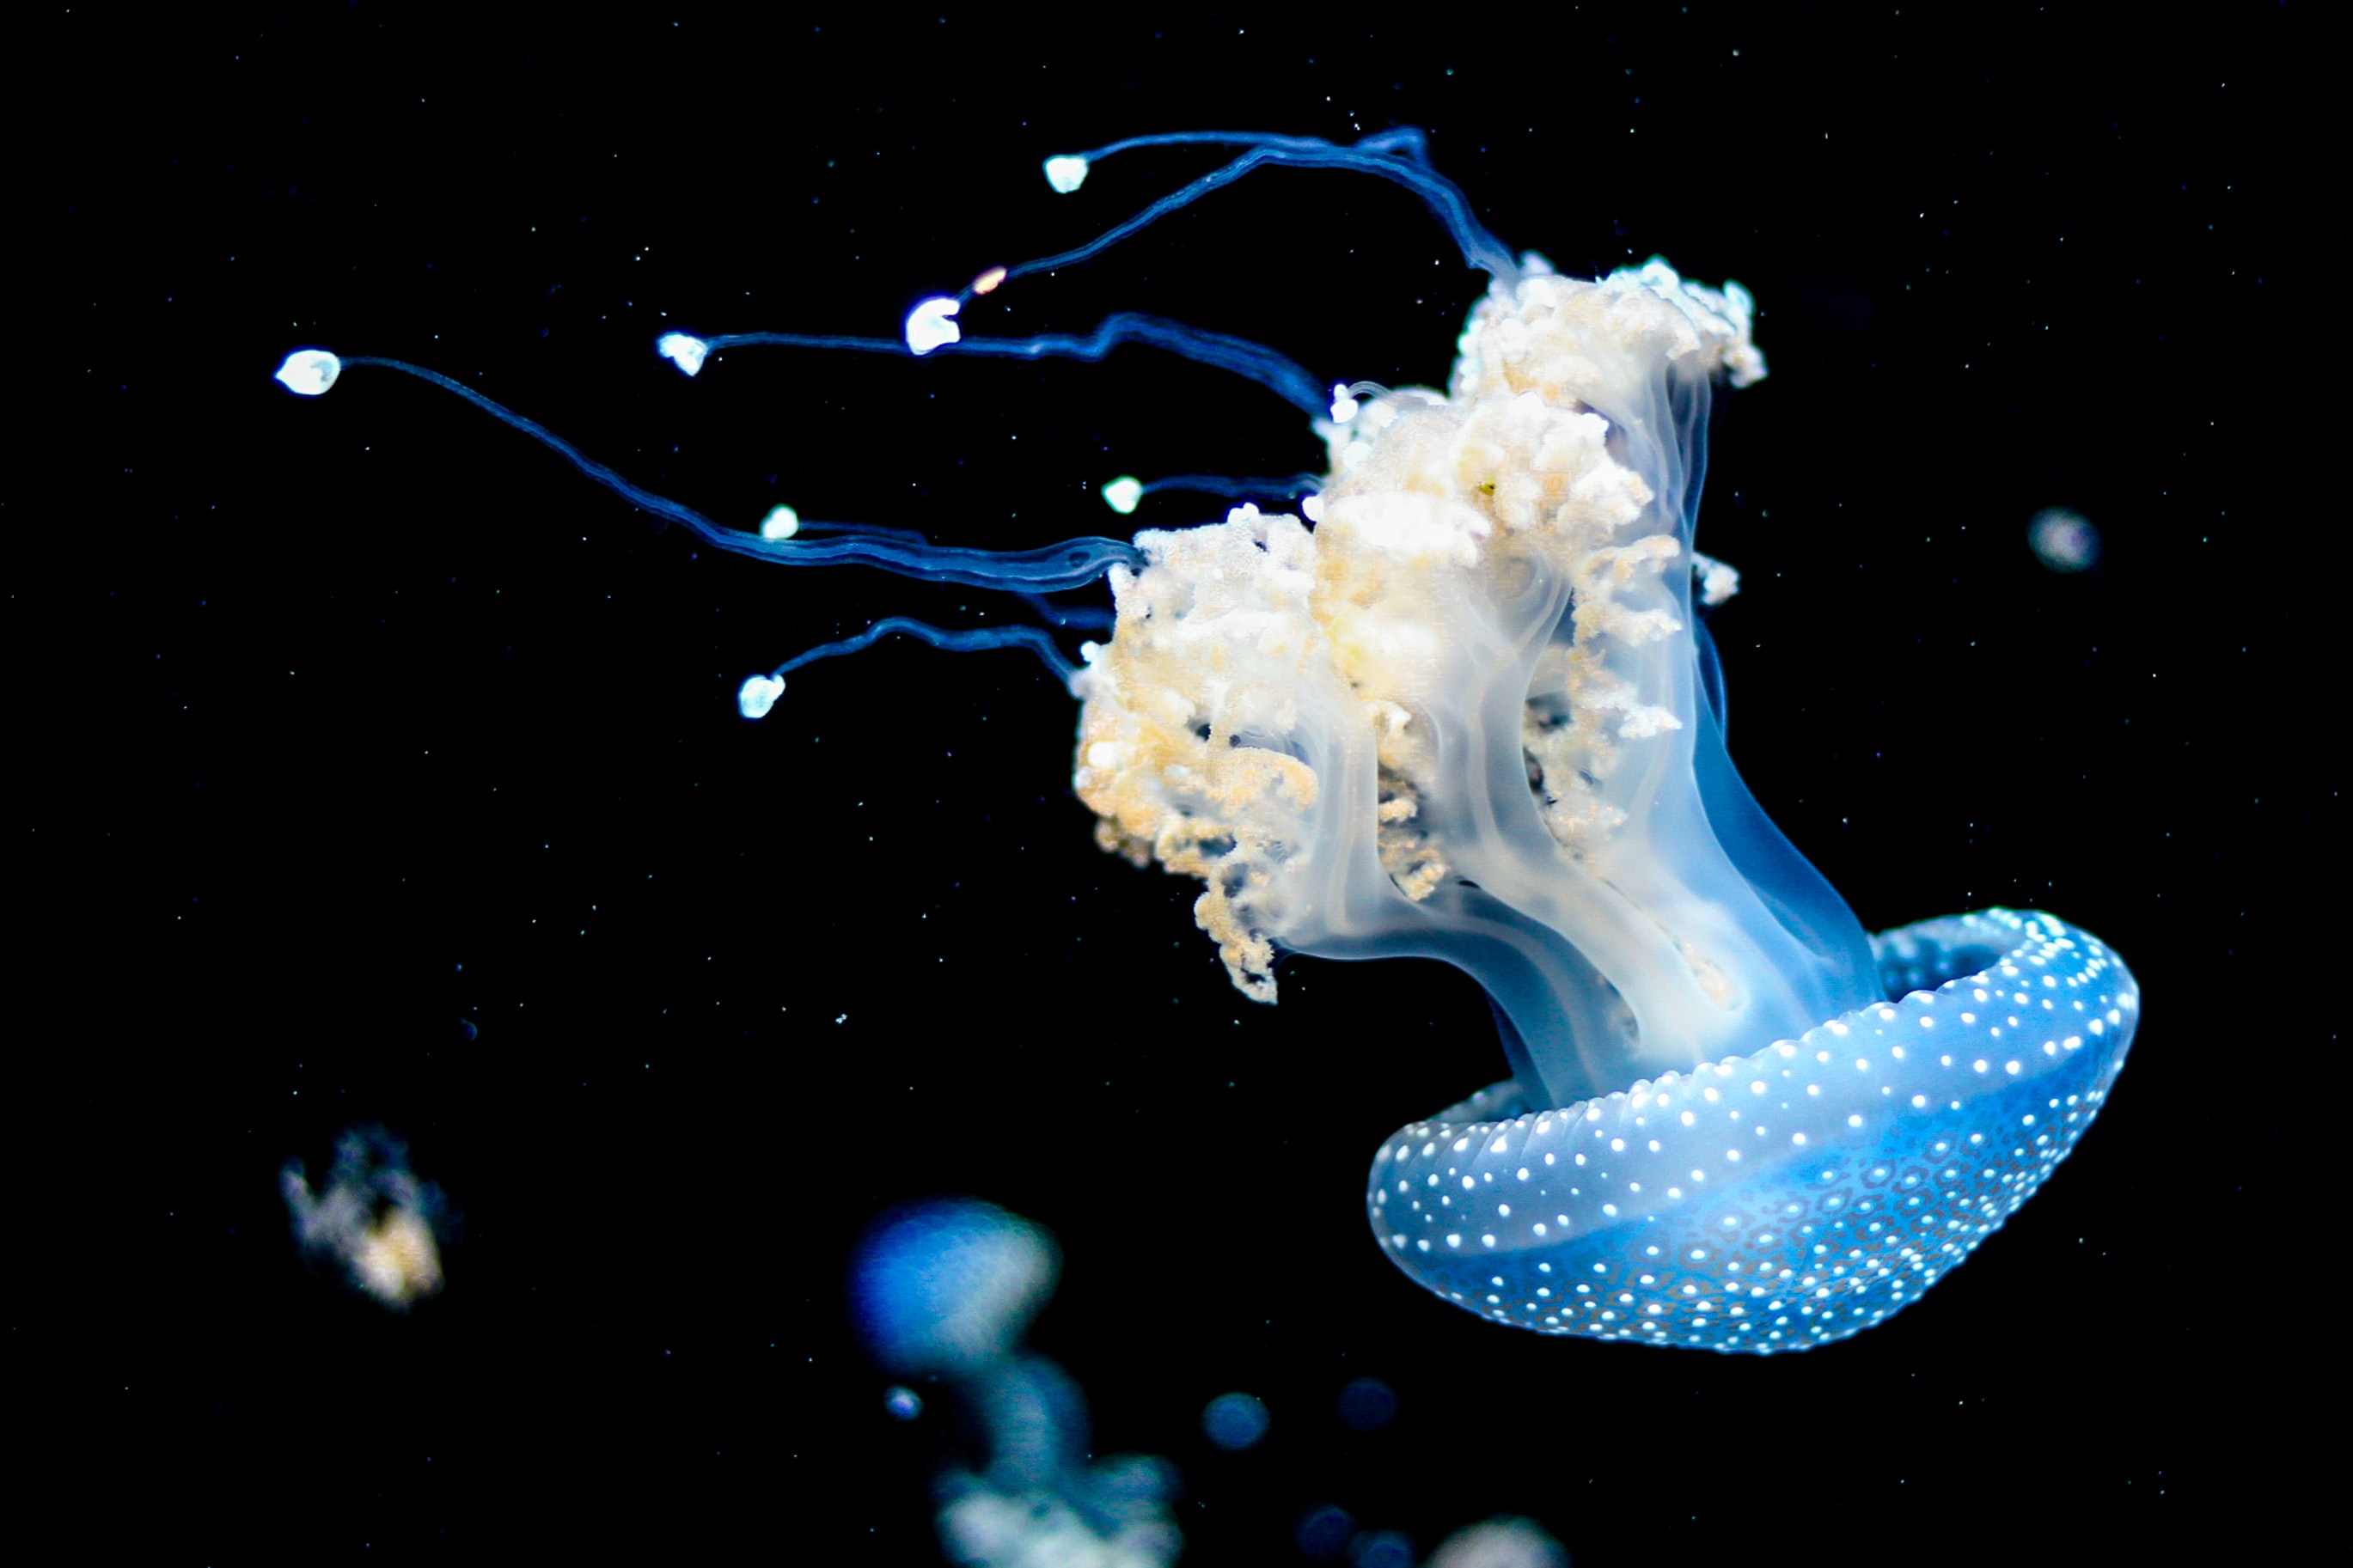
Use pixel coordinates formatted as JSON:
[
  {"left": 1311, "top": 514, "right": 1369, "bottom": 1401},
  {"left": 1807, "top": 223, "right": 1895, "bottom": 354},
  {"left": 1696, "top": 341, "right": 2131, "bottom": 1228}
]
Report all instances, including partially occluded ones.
[{"left": 1073, "top": 257, "right": 1881, "bottom": 1111}]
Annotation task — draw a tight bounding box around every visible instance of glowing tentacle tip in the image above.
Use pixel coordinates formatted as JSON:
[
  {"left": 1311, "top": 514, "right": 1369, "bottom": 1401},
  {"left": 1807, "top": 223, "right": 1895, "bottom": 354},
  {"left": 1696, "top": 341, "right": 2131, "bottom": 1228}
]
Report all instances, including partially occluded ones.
[
  {"left": 904, "top": 296, "right": 962, "bottom": 356},
  {"left": 657, "top": 332, "right": 709, "bottom": 377},
  {"left": 970, "top": 266, "right": 1007, "bottom": 296},
  {"left": 273, "top": 350, "right": 341, "bottom": 396},
  {"left": 1042, "top": 155, "right": 1089, "bottom": 194},
  {"left": 737, "top": 674, "right": 785, "bottom": 721},
  {"left": 759, "top": 505, "right": 800, "bottom": 540},
  {"left": 1102, "top": 476, "right": 1145, "bottom": 516},
  {"left": 1329, "top": 382, "right": 1361, "bottom": 423}
]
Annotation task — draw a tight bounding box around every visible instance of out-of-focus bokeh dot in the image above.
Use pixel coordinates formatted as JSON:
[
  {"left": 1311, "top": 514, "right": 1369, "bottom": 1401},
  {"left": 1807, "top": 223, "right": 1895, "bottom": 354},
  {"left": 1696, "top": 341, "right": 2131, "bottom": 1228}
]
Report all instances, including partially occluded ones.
[
  {"left": 1298, "top": 1505, "right": 1357, "bottom": 1562},
  {"left": 1337, "top": 1376, "right": 1397, "bottom": 1433},
  {"left": 1201, "top": 1390, "right": 1272, "bottom": 1450},
  {"left": 2028, "top": 506, "right": 2101, "bottom": 572}
]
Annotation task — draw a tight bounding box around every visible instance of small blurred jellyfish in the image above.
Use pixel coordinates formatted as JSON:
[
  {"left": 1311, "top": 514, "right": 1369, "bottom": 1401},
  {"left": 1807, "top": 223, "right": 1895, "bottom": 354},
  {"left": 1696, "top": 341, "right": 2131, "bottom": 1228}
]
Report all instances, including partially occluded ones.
[
  {"left": 2028, "top": 506, "right": 2101, "bottom": 572},
  {"left": 284, "top": 129, "right": 2138, "bottom": 1351},
  {"left": 851, "top": 1199, "right": 1182, "bottom": 1568},
  {"left": 281, "top": 1126, "right": 449, "bottom": 1310},
  {"left": 1200, "top": 1390, "right": 1270, "bottom": 1451},
  {"left": 1426, "top": 1517, "right": 1568, "bottom": 1568}
]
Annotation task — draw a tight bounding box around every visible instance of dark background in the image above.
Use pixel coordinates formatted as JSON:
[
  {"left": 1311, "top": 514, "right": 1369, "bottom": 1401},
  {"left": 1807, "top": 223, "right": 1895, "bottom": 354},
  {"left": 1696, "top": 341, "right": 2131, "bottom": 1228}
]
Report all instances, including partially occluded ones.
[{"left": 17, "top": 5, "right": 2320, "bottom": 1562}]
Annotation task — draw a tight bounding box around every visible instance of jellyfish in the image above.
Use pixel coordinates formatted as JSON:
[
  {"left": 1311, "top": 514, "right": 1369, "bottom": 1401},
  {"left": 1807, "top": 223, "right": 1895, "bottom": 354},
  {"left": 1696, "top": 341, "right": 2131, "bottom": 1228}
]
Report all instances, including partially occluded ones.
[
  {"left": 278, "top": 128, "right": 2136, "bottom": 1352},
  {"left": 850, "top": 1199, "right": 1183, "bottom": 1568}
]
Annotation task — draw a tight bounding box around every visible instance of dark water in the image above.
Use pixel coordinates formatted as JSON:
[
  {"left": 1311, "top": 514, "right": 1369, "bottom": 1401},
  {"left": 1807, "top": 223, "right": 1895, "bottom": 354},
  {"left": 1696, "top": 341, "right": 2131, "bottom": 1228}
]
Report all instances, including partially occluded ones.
[{"left": 18, "top": 8, "right": 2317, "bottom": 1560}]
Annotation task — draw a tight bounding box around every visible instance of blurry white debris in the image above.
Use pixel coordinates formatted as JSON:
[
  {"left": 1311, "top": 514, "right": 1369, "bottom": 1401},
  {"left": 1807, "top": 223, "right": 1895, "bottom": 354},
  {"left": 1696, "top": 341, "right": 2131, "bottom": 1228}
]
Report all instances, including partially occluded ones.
[
  {"left": 1692, "top": 550, "right": 1740, "bottom": 607},
  {"left": 281, "top": 1126, "right": 448, "bottom": 1309},
  {"left": 2027, "top": 507, "right": 2100, "bottom": 572},
  {"left": 1427, "top": 1516, "right": 1570, "bottom": 1568},
  {"left": 936, "top": 1461, "right": 1182, "bottom": 1568}
]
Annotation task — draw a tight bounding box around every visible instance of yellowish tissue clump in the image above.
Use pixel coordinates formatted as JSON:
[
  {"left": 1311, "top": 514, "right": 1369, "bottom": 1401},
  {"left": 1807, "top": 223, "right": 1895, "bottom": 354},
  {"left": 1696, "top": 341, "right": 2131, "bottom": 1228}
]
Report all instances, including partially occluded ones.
[
  {"left": 351, "top": 1208, "right": 445, "bottom": 1307},
  {"left": 1071, "top": 260, "right": 1762, "bottom": 1004}
]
